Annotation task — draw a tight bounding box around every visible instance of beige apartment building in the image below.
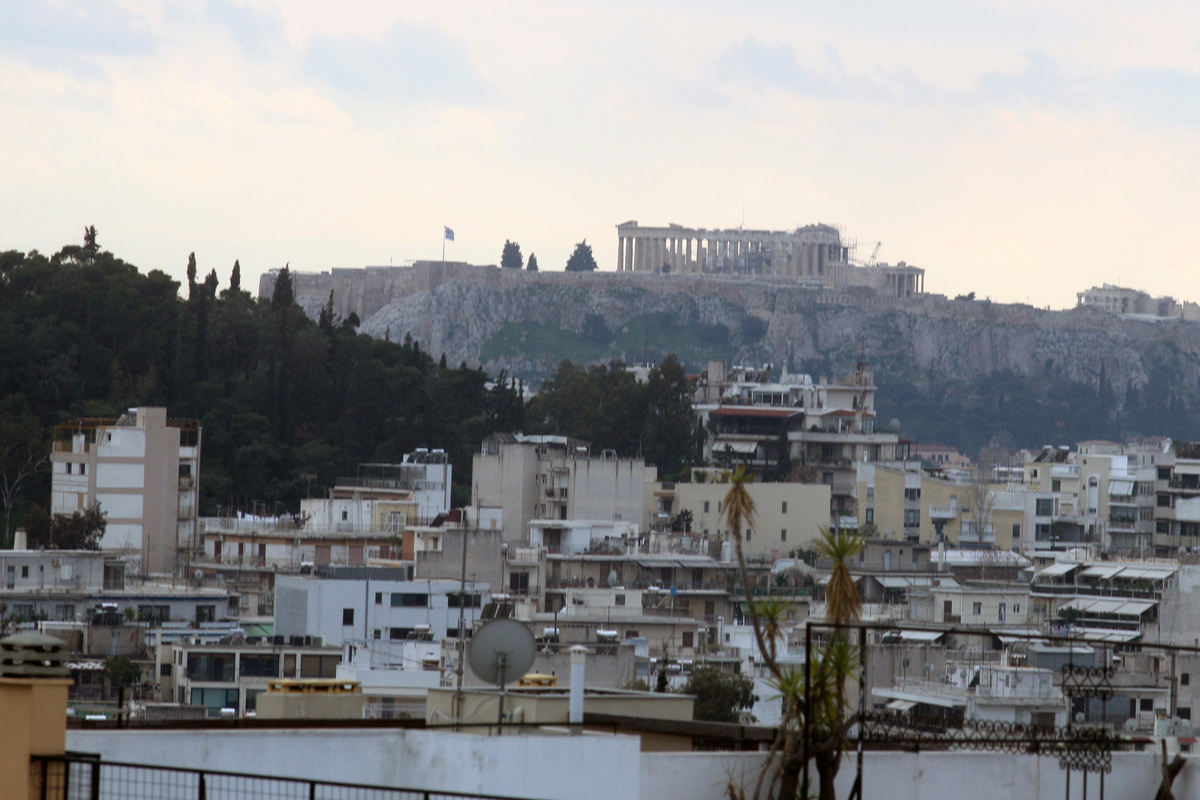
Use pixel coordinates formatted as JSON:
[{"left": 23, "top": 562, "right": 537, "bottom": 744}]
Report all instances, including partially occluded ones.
[
  {"left": 50, "top": 408, "right": 201, "bottom": 576},
  {"left": 471, "top": 433, "right": 646, "bottom": 544},
  {"left": 858, "top": 466, "right": 1022, "bottom": 552},
  {"left": 647, "top": 479, "right": 830, "bottom": 557}
]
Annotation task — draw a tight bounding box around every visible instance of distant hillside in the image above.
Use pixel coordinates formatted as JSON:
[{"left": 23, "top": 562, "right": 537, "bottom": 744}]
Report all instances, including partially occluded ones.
[{"left": 272, "top": 267, "right": 1200, "bottom": 457}]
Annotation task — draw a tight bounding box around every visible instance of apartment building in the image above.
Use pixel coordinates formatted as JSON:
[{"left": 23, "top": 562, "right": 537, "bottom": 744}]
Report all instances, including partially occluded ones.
[
  {"left": 274, "top": 568, "right": 490, "bottom": 648},
  {"left": 647, "top": 479, "right": 831, "bottom": 557},
  {"left": 50, "top": 408, "right": 201, "bottom": 575},
  {"left": 471, "top": 433, "right": 645, "bottom": 542},
  {"left": 694, "top": 361, "right": 911, "bottom": 525}
]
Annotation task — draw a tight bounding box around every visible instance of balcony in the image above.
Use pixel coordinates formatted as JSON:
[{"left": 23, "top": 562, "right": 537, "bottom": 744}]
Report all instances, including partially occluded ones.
[{"left": 929, "top": 505, "right": 958, "bottom": 520}]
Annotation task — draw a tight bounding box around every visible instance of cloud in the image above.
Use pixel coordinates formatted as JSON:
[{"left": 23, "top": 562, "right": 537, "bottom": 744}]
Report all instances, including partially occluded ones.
[
  {"left": 207, "top": 0, "right": 285, "bottom": 60},
  {"left": 302, "top": 21, "right": 491, "bottom": 109},
  {"left": 0, "top": 1, "right": 156, "bottom": 71},
  {"left": 976, "top": 51, "right": 1072, "bottom": 107},
  {"left": 714, "top": 38, "right": 932, "bottom": 104},
  {"left": 1109, "top": 66, "right": 1200, "bottom": 127}
]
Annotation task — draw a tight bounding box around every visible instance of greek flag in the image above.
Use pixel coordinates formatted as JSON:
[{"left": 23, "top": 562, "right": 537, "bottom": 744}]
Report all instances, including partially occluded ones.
[{"left": 444, "top": 226, "right": 455, "bottom": 242}]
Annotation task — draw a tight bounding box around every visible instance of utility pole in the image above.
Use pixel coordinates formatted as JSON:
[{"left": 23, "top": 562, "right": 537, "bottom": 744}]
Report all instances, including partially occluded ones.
[{"left": 453, "top": 528, "right": 471, "bottom": 730}]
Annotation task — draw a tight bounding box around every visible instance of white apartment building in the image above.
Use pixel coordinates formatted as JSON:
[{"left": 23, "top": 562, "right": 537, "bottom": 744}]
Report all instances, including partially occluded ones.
[
  {"left": 471, "top": 434, "right": 646, "bottom": 543},
  {"left": 274, "top": 568, "right": 489, "bottom": 648},
  {"left": 50, "top": 408, "right": 201, "bottom": 576},
  {"left": 302, "top": 452, "right": 452, "bottom": 532}
]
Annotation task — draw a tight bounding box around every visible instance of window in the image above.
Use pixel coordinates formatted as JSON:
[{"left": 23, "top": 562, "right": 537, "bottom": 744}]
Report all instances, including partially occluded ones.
[
  {"left": 191, "top": 687, "right": 238, "bottom": 715},
  {"left": 703, "top": 501, "right": 710, "bottom": 513},
  {"left": 196, "top": 605, "right": 216, "bottom": 623},
  {"left": 1183, "top": 673, "right": 1191, "bottom": 686},
  {"left": 1179, "top": 707, "right": 1192, "bottom": 721},
  {"left": 342, "top": 608, "right": 354, "bottom": 626},
  {"left": 1013, "top": 603, "right": 1020, "bottom": 614},
  {"left": 179, "top": 463, "right": 192, "bottom": 477},
  {"left": 375, "top": 592, "right": 383, "bottom": 604},
  {"left": 138, "top": 605, "right": 170, "bottom": 623},
  {"left": 746, "top": 529, "right": 752, "bottom": 541},
  {"left": 187, "top": 653, "right": 235, "bottom": 682},
  {"left": 865, "top": 508, "right": 874, "bottom": 523},
  {"left": 1012, "top": 524, "right": 1021, "bottom": 540},
  {"left": 21, "top": 566, "right": 28, "bottom": 578},
  {"left": 1035, "top": 498, "right": 1054, "bottom": 516},
  {"left": 300, "top": 655, "right": 339, "bottom": 678},
  {"left": 681, "top": 632, "right": 694, "bottom": 649},
  {"left": 391, "top": 593, "right": 428, "bottom": 607},
  {"left": 903, "top": 509, "right": 920, "bottom": 527},
  {"left": 66, "top": 463, "right": 72, "bottom": 474},
  {"left": 239, "top": 654, "right": 279, "bottom": 678},
  {"left": 998, "top": 602, "right": 1007, "bottom": 623},
  {"left": 373, "top": 629, "right": 381, "bottom": 639},
  {"left": 54, "top": 604, "right": 75, "bottom": 621},
  {"left": 780, "top": 529, "right": 787, "bottom": 542},
  {"left": 1158, "top": 494, "right": 1172, "bottom": 508},
  {"left": 245, "top": 688, "right": 265, "bottom": 713},
  {"left": 389, "top": 627, "right": 414, "bottom": 640},
  {"left": 904, "top": 488, "right": 921, "bottom": 501},
  {"left": 80, "top": 463, "right": 86, "bottom": 475},
  {"left": 448, "top": 593, "right": 482, "bottom": 608},
  {"left": 1159, "top": 467, "right": 1172, "bottom": 481},
  {"left": 615, "top": 593, "right": 626, "bottom": 606},
  {"left": 1052, "top": 479, "right": 1061, "bottom": 492},
  {"left": 781, "top": 501, "right": 788, "bottom": 514},
  {"left": 972, "top": 602, "right": 982, "bottom": 615},
  {"left": 160, "top": 663, "right": 171, "bottom": 677},
  {"left": 1140, "top": 698, "right": 1153, "bottom": 711}
]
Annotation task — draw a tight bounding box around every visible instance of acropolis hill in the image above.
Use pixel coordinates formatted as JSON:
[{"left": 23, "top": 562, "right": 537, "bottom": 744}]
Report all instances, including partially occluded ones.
[{"left": 259, "top": 260, "right": 1200, "bottom": 409}]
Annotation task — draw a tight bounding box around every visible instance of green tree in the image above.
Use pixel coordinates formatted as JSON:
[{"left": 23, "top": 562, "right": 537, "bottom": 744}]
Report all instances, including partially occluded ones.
[
  {"left": 26, "top": 501, "right": 107, "bottom": 550},
  {"left": 527, "top": 253, "right": 539, "bottom": 272},
  {"left": 565, "top": 240, "right": 597, "bottom": 272},
  {"left": 501, "top": 240, "right": 523, "bottom": 269},
  {"left": 0, "top": 399, "right": 47, "bottom": 548},
  {"left": 682, "top": 666, "right": 757, "bottom": 723},
  {"left": 104, "top": 655, "right": 140, "bottom": 689}
]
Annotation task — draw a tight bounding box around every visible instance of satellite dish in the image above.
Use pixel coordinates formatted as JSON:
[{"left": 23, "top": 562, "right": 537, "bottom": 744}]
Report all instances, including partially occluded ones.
[
  {"left": 193, "top": 569, "right": 203, "bottom": 582},
  {"left": 467, "top": 618, "right": 536, "bottom": 687}
]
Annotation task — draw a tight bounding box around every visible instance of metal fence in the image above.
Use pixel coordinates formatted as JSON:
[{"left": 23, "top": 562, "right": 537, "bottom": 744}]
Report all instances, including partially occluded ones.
[{"left": 30, "top": 755, "right": 531, "bottom": 800}]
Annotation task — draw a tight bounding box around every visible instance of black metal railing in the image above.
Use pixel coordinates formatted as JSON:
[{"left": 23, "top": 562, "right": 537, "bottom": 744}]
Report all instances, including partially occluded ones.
[{"left": 30, "top": 754, "right": 532, "bottom": 800}]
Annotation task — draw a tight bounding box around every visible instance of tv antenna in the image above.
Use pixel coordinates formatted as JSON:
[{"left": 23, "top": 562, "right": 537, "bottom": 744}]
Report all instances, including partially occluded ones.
[{"left": 467, "top": 618, "right": 536, "bottom": 733}]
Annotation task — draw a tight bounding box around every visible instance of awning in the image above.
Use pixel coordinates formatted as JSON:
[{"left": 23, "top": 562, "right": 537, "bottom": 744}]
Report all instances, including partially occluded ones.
[
  {"left": 1037, "top": 562, "right": 1078, "bottom": 578},
  {"left": 1107, "top": 479, "right": 1135, "bottom": 496},
  {"left": 1060, "top": 597, "right": 1156, "bottom": 617},
  {"left": 714, "top": 441, "right": 759, "bottom": 455},
  {"left": 1113, "top": 566, "right": 1176, "bottom": 582},
  {"left": 1067, "top": 627, "right": 1142, "bottom": 643},
  {"left": 1080, "top": 565, "right": 1124, "bottom": 579},
  {"left": 895, "top": 630, "right": 945, "bottom": 642},
  {"left": 886, "top": 699, "right": 917, "bottom": 711}
]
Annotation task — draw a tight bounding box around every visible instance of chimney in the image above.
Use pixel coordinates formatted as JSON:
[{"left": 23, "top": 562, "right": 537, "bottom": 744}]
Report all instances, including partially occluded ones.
[{"left": 0, "top": 632, "right": 73, "bottom": 800}]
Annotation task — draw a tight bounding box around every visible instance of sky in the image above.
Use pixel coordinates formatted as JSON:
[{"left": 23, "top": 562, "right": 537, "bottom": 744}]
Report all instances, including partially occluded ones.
[{"left": 3, "top": 0, "right": 1199, "bottom": 309}]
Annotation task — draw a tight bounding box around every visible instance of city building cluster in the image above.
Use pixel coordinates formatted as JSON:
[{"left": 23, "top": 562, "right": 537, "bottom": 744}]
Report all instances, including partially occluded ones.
[{"left": 9, "top": 364, "right": 1200, "bottom": 799}]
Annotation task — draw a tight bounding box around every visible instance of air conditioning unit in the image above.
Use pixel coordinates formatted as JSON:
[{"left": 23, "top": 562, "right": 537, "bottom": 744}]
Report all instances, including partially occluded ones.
[
  {"left": 311, "top": 635, "right": 325, "bottom": 647},
  {"left": 51, "top": 558, "right": 61, "bottom": 567}
]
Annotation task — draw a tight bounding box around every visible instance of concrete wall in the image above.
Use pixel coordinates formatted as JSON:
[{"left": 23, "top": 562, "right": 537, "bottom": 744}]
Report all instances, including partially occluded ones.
[
  {"left": 68, "top": 728, "right": 642, "bottom": 800},
  {"left": 669, "top": 482, "right": 830, "bottom": 555},
  {"left": 66, "top": 727, "right": 1200, "bottom": 800}
]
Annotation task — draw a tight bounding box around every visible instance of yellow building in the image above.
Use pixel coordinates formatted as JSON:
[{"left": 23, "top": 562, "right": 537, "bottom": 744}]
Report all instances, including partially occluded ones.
[{"left": 859, "top": 466, "right": 1018, "bottom": 551}]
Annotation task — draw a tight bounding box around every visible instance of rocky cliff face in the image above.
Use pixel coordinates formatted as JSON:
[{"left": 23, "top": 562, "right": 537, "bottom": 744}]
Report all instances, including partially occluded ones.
[
  {"left": 280, "top": 268, "right": 1200, "bottom": 451},
  {"left": 346, "top": 271, "right": 1200, "bottom": 394}
]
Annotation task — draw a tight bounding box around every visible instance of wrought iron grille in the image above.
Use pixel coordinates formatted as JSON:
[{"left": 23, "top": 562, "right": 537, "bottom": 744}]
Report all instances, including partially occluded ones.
[{"left": 30, "top": 754, "right": 532, "bottom": 800}]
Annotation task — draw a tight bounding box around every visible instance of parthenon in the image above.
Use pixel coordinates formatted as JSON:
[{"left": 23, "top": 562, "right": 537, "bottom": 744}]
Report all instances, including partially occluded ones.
[{"left": 615, "top": 220, "right": 925, "bottom": 296}]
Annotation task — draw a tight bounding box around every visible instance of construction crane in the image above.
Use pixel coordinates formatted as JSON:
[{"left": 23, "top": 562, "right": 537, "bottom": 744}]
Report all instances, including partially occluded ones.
[{"left": 866, "top": 242, "right": 881, "bottom": 267}]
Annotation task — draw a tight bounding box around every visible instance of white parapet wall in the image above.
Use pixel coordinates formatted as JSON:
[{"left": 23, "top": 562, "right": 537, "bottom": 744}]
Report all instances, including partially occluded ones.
[
  {"left": 68, "top": 728, "right": 1200, "bottom": 800},
  {"left": 68, "top": 728, "right": 642, "bottom": 800}
]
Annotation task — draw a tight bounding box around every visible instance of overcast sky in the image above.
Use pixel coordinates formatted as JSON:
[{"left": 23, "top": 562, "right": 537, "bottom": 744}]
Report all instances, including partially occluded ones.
[{"left": 4, "top": 1, "right": 1199, "bottom": 309}]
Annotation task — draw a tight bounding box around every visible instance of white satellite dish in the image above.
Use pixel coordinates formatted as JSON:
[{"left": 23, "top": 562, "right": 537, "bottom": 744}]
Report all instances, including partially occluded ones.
[{"left": 467, "top": 618, "right": 536, "bottom": 731}]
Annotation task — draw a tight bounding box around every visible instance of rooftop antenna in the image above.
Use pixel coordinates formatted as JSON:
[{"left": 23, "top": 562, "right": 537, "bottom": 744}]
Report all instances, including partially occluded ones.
[{"left": 467, "top": 618, "right": 535, "bottom": 734}]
